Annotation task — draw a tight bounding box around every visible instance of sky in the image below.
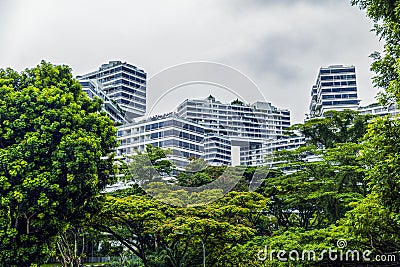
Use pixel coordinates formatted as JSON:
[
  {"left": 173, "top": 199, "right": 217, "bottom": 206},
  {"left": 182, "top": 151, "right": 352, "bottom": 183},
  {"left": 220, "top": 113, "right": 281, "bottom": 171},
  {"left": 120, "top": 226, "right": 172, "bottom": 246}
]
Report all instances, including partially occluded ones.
[{"left": 0, "top": 0, "right": 383, "bottom": 123}]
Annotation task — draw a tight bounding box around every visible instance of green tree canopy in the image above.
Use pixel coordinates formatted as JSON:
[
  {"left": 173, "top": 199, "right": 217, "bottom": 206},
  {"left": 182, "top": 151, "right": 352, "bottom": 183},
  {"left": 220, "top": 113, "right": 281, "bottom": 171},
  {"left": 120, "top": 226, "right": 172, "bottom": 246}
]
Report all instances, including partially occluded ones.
[
  {"left": 264, "top": 111, "right": 371, "bottom": 230},
  {"left": 92, "top": 191, "right": 270, "bottom": 267},
  {"left": 352, "top": 0, "right": 400, "bottom": 105},
  {"left": 0, "top": 61, "right": 118, "bottom": 266},
  {"left": 290, "top": 110, "right": 372, "bottom": 148}
]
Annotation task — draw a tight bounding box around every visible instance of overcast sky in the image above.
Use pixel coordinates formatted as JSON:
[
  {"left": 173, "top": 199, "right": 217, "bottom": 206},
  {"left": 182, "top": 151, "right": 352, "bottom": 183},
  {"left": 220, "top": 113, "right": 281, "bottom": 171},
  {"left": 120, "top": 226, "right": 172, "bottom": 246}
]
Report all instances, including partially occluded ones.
[{"left": 0, "top": 0, "right": 382, "bottom": 123}]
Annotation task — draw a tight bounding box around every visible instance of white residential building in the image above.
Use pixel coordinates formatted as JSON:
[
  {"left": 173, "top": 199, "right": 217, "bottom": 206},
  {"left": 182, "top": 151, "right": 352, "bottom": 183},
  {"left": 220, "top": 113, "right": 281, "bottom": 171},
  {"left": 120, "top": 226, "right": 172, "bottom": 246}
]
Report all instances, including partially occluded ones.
[
  {"left": 177, "top": 96, "right": 290, "bottom": 141},
  {"left": 116, "top": 96, "right": 291, "bottom": 167},
  {"left": 309, "top": 65, "right": 360, "bottom": 118},
  {"left": 78, "top": 61, "right": 147, "bottom": 121},
  {"left": 117, "top": 113, "right": 205, "bottom": 168},
  {"left": 358, "top": 103, "right": 400, "bottom": 117},
  {"left": 176, "top": 96, "right": 291, "bottom": 166},
  {"left": 79, "top": 79, "right": 128, "bottom": 124}
]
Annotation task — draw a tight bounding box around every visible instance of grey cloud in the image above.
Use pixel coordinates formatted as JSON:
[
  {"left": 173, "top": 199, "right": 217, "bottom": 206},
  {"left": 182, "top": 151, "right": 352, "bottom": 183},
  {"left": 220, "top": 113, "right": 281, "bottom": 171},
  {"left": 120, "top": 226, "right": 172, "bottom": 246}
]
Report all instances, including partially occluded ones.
[
  {"left": 214, "top": 0, "right": 380, "bottom": 122},
  {"left": 234, "top": 35, "right": 310, "bottom": 81},
  {"left": 0, "top": 0, "right": 381, "bottom": 123},
  {"left": 230, "top": 0, "right": 345, "bottom": 6}
]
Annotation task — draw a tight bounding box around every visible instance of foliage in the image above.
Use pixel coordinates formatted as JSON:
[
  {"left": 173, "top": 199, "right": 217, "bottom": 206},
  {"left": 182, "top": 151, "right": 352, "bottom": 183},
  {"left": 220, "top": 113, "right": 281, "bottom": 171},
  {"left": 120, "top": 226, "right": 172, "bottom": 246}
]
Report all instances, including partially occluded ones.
[
  {"left": 124, "top": 146, "right": 264, "bottom": 207},
  {"left": 177, "top": 158, "right": 225, "bottom": 187},
  {"left": 108, "top": 251, "right": 141, "bottom": 267},
  {"left": 56, "top": 227, "right": 85, "bottom": 267},
  {"left": 125, "top": 144, "right": 175, "bottom": 184},
  {"left": 341, "top": 194, "right": 400, "bottom": 255},
  {"left": 343, "top": 116, "right": 400, "bottom": 255},
  {"left": 352, "top": 0, "right": 400, "bottom": 105},
  {"left": 90, "top": 191, "right": 272, "bottom": 267},
  {"left": 290, "top": 110, "right": 372, "bottom": 148},
  {"left": 255, "top": 115, "right": 400, "bottom": 265},
  {"left": 0, "top": 61, "right": 118, "bottom": 266},
  {"left": 361, "top": 116, "right": 400, "bottom": 212},
  {"left": 144, "top": 182, "right": 225, "bottom": 207},
  {"left": 90, "top": 194, "right": 172, "bottom": 267},
  {"left": 230, "top": 99, "right": 244, "bottom": 105},
  {"left": 263, "top": 112, "right": 370, "bottom": 230}
]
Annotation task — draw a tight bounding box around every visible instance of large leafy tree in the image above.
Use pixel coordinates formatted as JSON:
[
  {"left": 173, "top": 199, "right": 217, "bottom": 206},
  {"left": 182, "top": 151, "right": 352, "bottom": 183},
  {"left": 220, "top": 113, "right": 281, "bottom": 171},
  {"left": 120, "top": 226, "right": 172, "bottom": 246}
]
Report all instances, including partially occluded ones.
[
  {"left": 0, "top": 61, "right": 118, "bottom": 266},
  {"left": 264, "top": 111, "right": 371, "bottom": 230},
  {"left": 266, "top": 144, "right": 367, "bottom": 230},
  {"left": 91, "top": 195, "right": 172, "bottom": 267},
  {"left": 348, "top": 0, "right": 400, "bottom": 257},
  {"left": 91, "top": 191, "right": 270, "bottom": 267},
  {"left": 291, "top": 110, "right": 372, "bottom": 148},
  {"left": 360, "top": 116, "right": 400, "bottom": 212},
  {"left": 344, "top": 116, "right": 400, "bottom": 255},
  {"left": 352, "top": 0, "right": 400, "bottom": 106},
  {"left": 177, "top": 158, "right": 224, "bottom": 187},
  {"left": 124, "top": 144, "right": 175, "bottom": 184}
]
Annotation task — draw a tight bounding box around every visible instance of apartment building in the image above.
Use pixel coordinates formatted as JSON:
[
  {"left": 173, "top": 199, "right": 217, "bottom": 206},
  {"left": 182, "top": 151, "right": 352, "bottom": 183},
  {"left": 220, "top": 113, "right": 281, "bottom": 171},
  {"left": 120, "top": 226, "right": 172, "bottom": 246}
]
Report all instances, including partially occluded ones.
[
  {"left": 309, "top": 65, "right": 360, "bottom": 118},
  {"left": 78, "top": 61, "right": 147, "bottom": 121}
]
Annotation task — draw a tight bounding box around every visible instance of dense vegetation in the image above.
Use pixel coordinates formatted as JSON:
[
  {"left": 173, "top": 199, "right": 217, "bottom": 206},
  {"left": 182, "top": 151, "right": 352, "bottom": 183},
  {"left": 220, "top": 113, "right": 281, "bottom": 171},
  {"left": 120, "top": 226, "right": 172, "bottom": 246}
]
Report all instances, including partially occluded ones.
[
  {"left": 0, "top": 62, "right": 118, "bottom": 266},
  {"left": 1, "top": 0, "right": 400, "bottom": 266}
]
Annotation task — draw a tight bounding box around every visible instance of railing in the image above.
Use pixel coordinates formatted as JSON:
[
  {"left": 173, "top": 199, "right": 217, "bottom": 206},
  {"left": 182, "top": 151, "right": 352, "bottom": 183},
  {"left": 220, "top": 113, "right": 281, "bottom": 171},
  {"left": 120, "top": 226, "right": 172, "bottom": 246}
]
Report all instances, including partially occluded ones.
[{"left": 46, "top": 256, "right": 111, "bottom": 264}]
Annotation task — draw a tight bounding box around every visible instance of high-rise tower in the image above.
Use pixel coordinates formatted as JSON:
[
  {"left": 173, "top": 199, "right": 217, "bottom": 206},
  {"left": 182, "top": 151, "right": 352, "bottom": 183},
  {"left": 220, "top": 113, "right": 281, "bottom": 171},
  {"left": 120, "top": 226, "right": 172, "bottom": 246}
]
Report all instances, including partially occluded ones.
[
  {"left": 309, "top": 65, "right": 360, "bottom": 118},
  {"left": 77, "top": 61, "right": 147, "bottom": 122}
]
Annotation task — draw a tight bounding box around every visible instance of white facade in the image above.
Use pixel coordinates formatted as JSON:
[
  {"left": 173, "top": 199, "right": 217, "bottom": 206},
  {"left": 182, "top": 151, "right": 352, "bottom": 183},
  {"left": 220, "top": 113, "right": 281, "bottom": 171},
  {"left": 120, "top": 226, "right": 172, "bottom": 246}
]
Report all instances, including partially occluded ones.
[
  {"left": 78, "top": 61, "right": 147, "bottom": 121},
  {"left": 309, "top": 65, "right": 360, "bottom": 118},
  {"left": 240, "top": 143, "right": 264, "bottom": 166},
  {"left": 203, "top": 135, "right": 232, "bottom": 166},
  {"left": 116, "top": 96, "right": 291, "bottom": 167},
  {"left": 240, "top": 135, "right": 306, "bottom": 167},
  {"left": 263, "top": 136, "right": 306, "bottom": 155},
  {"left": 117, "top": 114, "right": 205, "bottom": 168},
  {"left": 79, "top": 79, "right": 128, "bottom": 124},
  {"left": 118, "top": 117, "right": 234, "bottom": 167},
  {"left": 176, "top": 96, "right": 291, "bottom": 166},
  {"left": 177, "top": 96, "right": 290, "bottom": 141},
  {"left": 358, "top": 103, "right": 400, "bottom": 117}
]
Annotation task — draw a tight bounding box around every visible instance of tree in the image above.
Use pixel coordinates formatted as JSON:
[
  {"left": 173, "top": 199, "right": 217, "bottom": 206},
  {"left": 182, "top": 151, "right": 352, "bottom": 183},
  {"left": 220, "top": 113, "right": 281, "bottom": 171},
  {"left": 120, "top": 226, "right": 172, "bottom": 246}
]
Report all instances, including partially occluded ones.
[
  {"left": 231, "top": 99, "right": 244, "bottom": 105},
  {"left": 348, "top": 116, "right": 400, "bottom": 255},
  {"left": 124, "top": 144, "right": 174, "bottom": 184},
  {"left": 290, "top": 110, "right": 372, "bottom": 148},
  {"left": 341, "top": 194, "right": 400, "bottom": 255},
  {"left": 362, "top": 113, "right": 400, "bottom": 213},
  {"left": 352, "top": 0, "right": 400, "bottom": 106},
  {"left": 263, "top": 111, "right": 371, "bottom": 230},
  {"left": 153, "top": 191, "right": 269, "bottom": 267},
  {"left": 267, "top": 144, "right": 367, "bottom": 230},
  {"left": 91, "top": 191, "right": 270, "bottom": 267},
  {"left": 0, "top": 61, "right": 118, "bottom": 266},
  {"left": 124, "top": 145, "right": 249, "bottom": 207},
  {"left": 56, "top": 227, "right": 86, "bottom": 267},
  {"left": 90, "top": 195, "right": 172, "bottom": 267},
  {"left": 177, "top": 158, "right": 225, "bottom": 187}
]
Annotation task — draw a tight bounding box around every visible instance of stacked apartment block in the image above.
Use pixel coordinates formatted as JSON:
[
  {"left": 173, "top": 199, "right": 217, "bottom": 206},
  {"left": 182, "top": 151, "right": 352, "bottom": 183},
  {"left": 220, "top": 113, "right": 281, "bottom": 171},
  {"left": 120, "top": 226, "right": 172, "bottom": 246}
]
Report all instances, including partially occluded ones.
[{"left": 78, "top": 62, "right": 399, "bottom": 168}]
